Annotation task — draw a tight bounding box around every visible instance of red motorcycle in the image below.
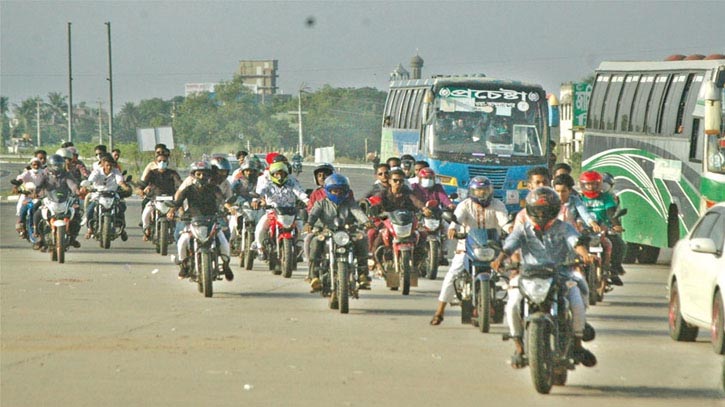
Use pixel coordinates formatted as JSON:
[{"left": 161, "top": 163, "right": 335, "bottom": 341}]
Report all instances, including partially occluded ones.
[
  {"left": 263, "top": 206, "right": 299, "bottom": 278},
  {"left": 373, "top": 208, "right": 419, "bottom": 295}
]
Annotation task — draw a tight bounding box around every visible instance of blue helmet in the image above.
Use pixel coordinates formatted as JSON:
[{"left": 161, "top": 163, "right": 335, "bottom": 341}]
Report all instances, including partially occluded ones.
[
  {"left": 324, "top": 173, "right": 350, "bottom": 205},
  {"left": 468, "top": 176, "right": 493, "bottom": 206}
]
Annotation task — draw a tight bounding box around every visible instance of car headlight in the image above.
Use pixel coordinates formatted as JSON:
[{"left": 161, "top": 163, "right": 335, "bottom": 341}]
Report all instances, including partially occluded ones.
[
  {"left": 473, "top": 247, "right": 496, "bottom": 261},
  {"left": 520, "top": 277, "right": 553, "bottom": 305},
  {"left": 333, "top": 231, "right": 350, "bottom": 246}
]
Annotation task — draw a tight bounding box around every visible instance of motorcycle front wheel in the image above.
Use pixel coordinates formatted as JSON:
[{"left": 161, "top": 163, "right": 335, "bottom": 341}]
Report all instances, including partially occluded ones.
[
  {"left": 200, "top": 250, "right": 213, "bottom": 298},
  {"left": 400, "top": 250, "right": 412, "bottom": 295},
  {"left": 427, "top": 240, "right": 440, "bottom": 280},
  {"left": 243, "top": 229, "right": 255, "bottom": 270},
  {"left": 159, "top": 219, "right": 169, "bottom": 256},
  {"left": 528, "top": 318, "right": 554, "bottom": 394},
  {"left": 477, "top": 280, "right": 491, "bottom": 333},
  {"left": 56, "top": 225, "right": 66, "bottom": 264},
  {"left": 101, "top": 215, "right": 112, "bottom": 249},
  {"left": 337, "top": 260, "right": 349, "bottom": 314},
  {"left": 282, "top": 239, "right": 294, "bottom": 278}
]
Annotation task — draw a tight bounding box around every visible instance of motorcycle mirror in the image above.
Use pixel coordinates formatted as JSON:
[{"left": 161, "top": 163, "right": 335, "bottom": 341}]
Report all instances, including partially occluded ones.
[
  {"left": 122, "top": 170, "right": 128, "bottom": 176},
  {"left": 449, "top": 193, "right": 459, "bottom": 200},
  {"left": 378, "top": 212, "right": 389, "bottom": 220},
  {"left": 305, "top": 188, "right": 313, "bottom": 195},
  {"left": 125, "top": 175, "right": 133, "bottom": 182},
  {"left": 333, "top": 217, "right": 345, "bottom": 230},
  {"left": 441, "top": 211, "right": 457, "bottom": 224},
  {"left": 80, "top": 180, "right": 91, "bottom": 188},
  {"left": 425, "top": 199, "right": 439, "bottom": 208},
  {"left": 10, "top": 179, "right": 22, "bottom": 186},
  {"left": 613, "top": 208, "right": 628, "bottom": 219}
]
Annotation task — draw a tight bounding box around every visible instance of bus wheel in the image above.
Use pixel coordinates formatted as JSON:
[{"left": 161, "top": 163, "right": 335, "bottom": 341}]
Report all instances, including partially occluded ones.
[
  {"left": 638, "top": 245, "right": 660, "bottom": 264},
  {"left": 623, "top": 243, "right": 639, "bottom": 264},
  {"left": 667, "top": 205, "right": 680, "bottom": 248}
]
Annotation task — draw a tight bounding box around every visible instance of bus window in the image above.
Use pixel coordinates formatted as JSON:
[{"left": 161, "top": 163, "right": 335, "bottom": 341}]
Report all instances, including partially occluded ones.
[
  {"left": 645, "top": 74, "right": 670, "bottom": 134},
  {"left": 660, "top": 74, "right": 688, "bottom": 134},
  {"left": 618, "top": 75, "right": 640, "bottom": 131},
  {"left": 631, "top": 75, "right": 655, "bottom": 132},
  {"left": 589, "top": 75, "right": 610, "bottom": 129},
  {"left": 603, "top": 75, "right": 625, "bottom": 130},
  {"left": 674, "top": 74, "right": 695, "bottom": 135},
  {"left": 689, "top": 118, "right": 703, "bottom": 162}
]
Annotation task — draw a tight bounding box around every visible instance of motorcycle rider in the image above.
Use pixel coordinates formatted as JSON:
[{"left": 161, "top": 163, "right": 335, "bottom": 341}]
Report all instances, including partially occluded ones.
[
  {"left": 83, "top": 154, "right": 132, "bottom": 241},
  {"left": 400, "top": 154, "right": 416, "bottom": 179},
  {"left": 139, "top": 153, "right": 182, "bottom": 241},
  {"left": 304, "top": 174, "right": 371, "bottom": 292},
  {"left": 65, "top": 146, "right": 89, "bottom": 180},
  {"left": 551, "top": 173, "right": 598, "bottom": 230},
  {"left": 365, "top": 163, "right": 391, "bottom": 198},
  {"left": 412, "top": 167, "right": 456, "bottom": 266},
  {"left": 306, "top": 163, "right": 336, "bottom": 211},
  {"left": 251, "top": 161, "right": 309, "bottom": 259},
  {"left": 430, "top": 176, "right": 508, "bottom": 325},
  {"left": 12, "top": 157, "right": 46, "bottom": 239},
  {"left": 579, "top": 171, "right": 625, "bottom": 286},
  {"left": 228, "top": 157, "right": 262, "bottom": 245},
  {"left": 31, "top": 154, "right": 83, "bottom": 250},
  {"left": 169, "top": 161, "right": 234, "bottom": 281},
  {"left": 491, "top": 187, "right": 596, "bottom": 369}
]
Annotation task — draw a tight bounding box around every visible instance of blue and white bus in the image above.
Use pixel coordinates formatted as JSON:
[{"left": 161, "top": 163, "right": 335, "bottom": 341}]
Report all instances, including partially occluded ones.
[{"left": 380, "top": 75, "right": 558, "bottom": 212}]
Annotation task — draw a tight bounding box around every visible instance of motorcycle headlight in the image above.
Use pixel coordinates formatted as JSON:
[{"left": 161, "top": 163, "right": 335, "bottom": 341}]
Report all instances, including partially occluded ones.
[
  {"left": 49, "top": 200, "right": 69, "bottom": 214},
  {"left": 423, "top": 218, "right": 440, "bottom": 230},
  {"left": 589, "top": 236, "right": 601, "bottom": 247},
  {"left": 392, "top": 223, "right": 412, "bottom": 238},
  {"left": 155, "top": 202, "right": 171, "bottom": 214},
  {"left": 333, "top": 231, "right": 350, "bottom": 246},
  {"left": 279, "top": 214, "right": 296, "bottom": 228},
  {"left": 99, "top": 197, "right": 114, "bottom": 208},
  {"left": 520, "top": 277, "right": 553, "bottom": 305},
  {"left": 473, "top": 247, "right": 496, "bottom": 261},
  {"left": 190, "top": 224, "right": 209, "bottom": 243}
]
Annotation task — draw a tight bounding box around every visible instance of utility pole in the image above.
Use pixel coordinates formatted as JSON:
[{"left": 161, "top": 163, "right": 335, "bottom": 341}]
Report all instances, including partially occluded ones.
[
  {"left": 297, "top": 88, "right": 304, "bottom": 156},
  {"left": 105, "top": 22, "right": 114, "bottom": 150},
  {"left": 36, "top": 100, "right": 41, "bottom": 147},
  {"left": 98, "top": 100, "right": 103, "bottom": 144},
  {"left": 67, "top": 22, "right": 73, "bottom": 142}
]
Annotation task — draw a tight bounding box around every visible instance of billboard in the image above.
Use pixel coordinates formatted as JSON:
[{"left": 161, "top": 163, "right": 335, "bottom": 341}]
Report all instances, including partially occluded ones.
[
  {"left": 136, "top": 126, "right": 175, "bottom": 152},
  {"left": 573, "top": 82, "right": 592, "bottom": 128}
]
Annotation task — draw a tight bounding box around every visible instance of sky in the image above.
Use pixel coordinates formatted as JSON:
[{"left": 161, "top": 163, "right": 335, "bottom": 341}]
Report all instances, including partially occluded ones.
[{"left": 1, "top": 0, "right": 723, "bottom": 113}]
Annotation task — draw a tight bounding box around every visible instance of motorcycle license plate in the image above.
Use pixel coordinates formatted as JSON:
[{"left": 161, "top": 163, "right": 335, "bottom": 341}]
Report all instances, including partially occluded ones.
[{"left": 590, "top": 246, "right": 603, "bottom": 253}]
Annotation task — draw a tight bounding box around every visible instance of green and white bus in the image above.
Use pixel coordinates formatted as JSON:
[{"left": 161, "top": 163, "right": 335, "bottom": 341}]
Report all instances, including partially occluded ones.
[{"left": 582, "top": 56, "right": 725, "bottom": 263}]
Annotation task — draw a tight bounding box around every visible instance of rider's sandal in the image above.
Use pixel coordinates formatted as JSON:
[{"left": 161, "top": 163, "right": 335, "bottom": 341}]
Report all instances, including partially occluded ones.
[
  {"left": 430, "top": 314, "right": 444, "bottom": 326},
  {"left": 510, "top": 353, "right": 527, "bottom": 369}
]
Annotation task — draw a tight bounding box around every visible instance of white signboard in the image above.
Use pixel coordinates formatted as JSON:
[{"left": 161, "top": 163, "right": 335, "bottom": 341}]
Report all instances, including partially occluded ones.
[{"left": 136, "top": 126, "right": 175, "bottom": 152}]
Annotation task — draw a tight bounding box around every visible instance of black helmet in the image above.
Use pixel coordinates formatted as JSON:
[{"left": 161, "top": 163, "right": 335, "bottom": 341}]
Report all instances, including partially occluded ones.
[
  {"left": 525, "top": 187, "right": 561, "bottom": 228},
  {"left": 47, "top": 154, "right": 65, "bottom": 175},
  {"left": 313, "top": 163, "right": 335, "bottom": 183}
]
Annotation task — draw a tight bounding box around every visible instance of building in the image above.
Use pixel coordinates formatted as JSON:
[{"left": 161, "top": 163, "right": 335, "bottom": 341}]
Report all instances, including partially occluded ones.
[
  {"left": 238, "top": 60, "right": 279, "bottom": 95},
  {"left": 558, "top": 82, "right": 592, "bottom": 163}
]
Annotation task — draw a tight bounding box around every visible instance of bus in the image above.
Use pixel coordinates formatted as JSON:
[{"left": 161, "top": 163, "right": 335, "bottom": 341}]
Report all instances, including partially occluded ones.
[
  {"left": 582, "top": 56, "right": 725, "bottom": 263},
  {"left": 380, "top": 75, "right": 559, "bottom": 213}
]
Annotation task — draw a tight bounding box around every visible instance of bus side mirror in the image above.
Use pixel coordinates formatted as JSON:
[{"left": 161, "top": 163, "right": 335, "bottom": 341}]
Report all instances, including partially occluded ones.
[
  {"left": 548, "top": 94, "right": 560, "bottom": 128},
  {"left": 703, "top": 81, "right": 722, "bottom": 136}
]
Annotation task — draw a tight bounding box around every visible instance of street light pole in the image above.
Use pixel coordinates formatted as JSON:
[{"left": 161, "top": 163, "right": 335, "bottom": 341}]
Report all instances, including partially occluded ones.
[
  {"left": 67, "top": 22, "right": 73, "bottom": 142},
  {"left": 297, "top": 87, "right": 304, "bottom": 156},
  {"left": 105, "top": 22, "right": 114, "bottom": 150},
  {"left": 36, "top": 99, "right": 41, "bottom": 147}
]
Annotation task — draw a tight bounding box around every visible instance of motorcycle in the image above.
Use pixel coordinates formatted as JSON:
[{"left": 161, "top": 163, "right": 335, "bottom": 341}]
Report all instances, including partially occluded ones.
[
  {"left": 263, "top": 205, "right": 299, "bottom": 278},
  {"left": 445, "top": 212, "right": 507, "bottom": 332},
  {"left": 150, "top": 195, "right": 175, "bottom": 256},
  {"left": 291, "top": 156, "right": 303, "bottom": 176},
  {"left": 416, "top": 199, "right": 450, "bottom": 280},
  {"left": 83, "top": 181, "right": 125, "bottom": 249},
  {"left": 230, "top": 198, "right": 263, "bottom": 270},
  {"left": 506, "top": 262, "right": 584, "bottom": 394},
  {"left": 13, "top": 181, "right": 41, "bottom": 245},
  {"left": 313, "top": 218, "right": 365, "bottom": 314},
  {"left": 37, "top": 188, "right": 78, "bottom": 263},
  {"left": 374, "top": 209, "right": 419, "bottom": 295},
  {"left": 580, "top": 208, "right": 627, "bottom": 305},
  {"left": 183, "top": 215, "right": 225, "bottom": 298}
]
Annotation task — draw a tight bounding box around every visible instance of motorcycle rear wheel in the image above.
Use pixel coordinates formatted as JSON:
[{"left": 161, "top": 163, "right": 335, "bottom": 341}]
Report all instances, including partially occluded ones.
[{"left": 528, "top": 319, "right": 554, "bottom": 394}]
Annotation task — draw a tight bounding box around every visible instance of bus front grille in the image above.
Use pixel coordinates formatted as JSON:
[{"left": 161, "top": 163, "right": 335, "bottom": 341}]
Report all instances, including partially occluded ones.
[{"left": 467, "top": 167, "right": 508, "bottom": 190}]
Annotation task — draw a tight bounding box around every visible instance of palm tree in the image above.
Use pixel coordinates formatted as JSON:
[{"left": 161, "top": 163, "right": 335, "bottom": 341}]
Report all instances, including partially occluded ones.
[
  {"left": 46, "top": 92, "right": 68, "bottom": 125},
  {"left": 13, "top": 97, "right": 42, "bottom": 138}
]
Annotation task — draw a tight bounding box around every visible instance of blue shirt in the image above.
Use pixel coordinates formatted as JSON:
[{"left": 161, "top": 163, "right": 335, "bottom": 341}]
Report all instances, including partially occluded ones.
[{"left": 503, "top": 219, "right": 581, "bottom": 266}]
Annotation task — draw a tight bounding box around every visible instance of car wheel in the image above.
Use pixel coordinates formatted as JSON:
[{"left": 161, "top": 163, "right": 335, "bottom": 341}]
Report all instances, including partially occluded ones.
[
  {"left": 668, "top": 280, "right": 698, "bottom": 341},
  {"left": 712, "top": 290, "right": 725, "bottom": 355}
]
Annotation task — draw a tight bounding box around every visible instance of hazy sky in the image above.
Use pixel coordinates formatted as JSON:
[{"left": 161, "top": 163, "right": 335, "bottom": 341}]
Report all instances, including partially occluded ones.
[{"left": 1, "top": 0, "right": 723, "bottom": 112}]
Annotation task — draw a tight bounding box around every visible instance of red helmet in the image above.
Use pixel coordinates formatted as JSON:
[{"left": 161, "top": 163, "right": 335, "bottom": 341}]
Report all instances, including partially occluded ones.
[
  {"left": 265, "top": 152, "right": 280, "bottom": 165},
  {"left": 579, "top": 171, "right": 603, "bottom": 199},
  {"left": 418, "top": 167, "right": 435, "bottom": 178}
]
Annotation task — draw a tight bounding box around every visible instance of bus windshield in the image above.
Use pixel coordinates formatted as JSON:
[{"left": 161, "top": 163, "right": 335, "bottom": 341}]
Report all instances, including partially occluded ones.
[{"left": 428, "top": 86, "right": 546, "bottom": 158}]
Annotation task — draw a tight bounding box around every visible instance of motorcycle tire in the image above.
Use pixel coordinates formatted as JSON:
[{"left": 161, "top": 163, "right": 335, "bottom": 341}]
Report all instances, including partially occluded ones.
[
  {"left": 282, "top": 239, "right": 294, "bottom": 278},
  {"left": 400, "top": 250, "right": 412, "bottom": 295},
  {"left": 101, "top": 215, "right": 112, "bottom": 249},
  {"left": 159, "top": 219, "right": 169, "bottom": 256},
  {"left": 48, "top": 225, "right": 58, "bottom": 262},
  {"left": 477, "top": 280, "right": 491, "bottom": 333},
  {"left": 200, "top": 251, "right": 213, "bottom": 298},
  {"left": 553, "top": 368, "right": 568, "bottom": 386},
  {"left": 427, "top": 240, "right": 440, "bottom": 280},
  {"left": 337, "top": 260, "right": 349, "bottom": 314},
  {"left": 26, "top": 211, "right": 38, "bottom": 245},
  {"left": 595, "top": 263, "right": 605, "bottom": 302},
  {"left": 527, "top": 318, "right": 554, "bottom": 394},
  {"left": 461, "top": 299, "right": 473, "bottom": 324},
  {"left": 243, "top": 231, "right": 255, "bottom": 270},
  {"left": 56, "top": 225, "right": 66, "bottom": 264}
]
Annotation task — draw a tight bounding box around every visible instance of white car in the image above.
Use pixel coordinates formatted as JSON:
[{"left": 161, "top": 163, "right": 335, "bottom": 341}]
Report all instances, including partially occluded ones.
[{"left": 668, "top": 202, "right": 725, "bottom": 354}]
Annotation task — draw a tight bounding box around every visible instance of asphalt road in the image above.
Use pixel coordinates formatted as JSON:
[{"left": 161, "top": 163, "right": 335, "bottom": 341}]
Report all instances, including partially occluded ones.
[{"left": 1, "top": 167, "right": 723, "bottom": 406}]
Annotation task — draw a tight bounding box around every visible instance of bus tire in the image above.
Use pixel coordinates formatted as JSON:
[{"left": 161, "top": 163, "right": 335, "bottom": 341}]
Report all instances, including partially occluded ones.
[
  {"left": 638, "top": 245, "right": 660, "bottom": 264},
  {"left": 667, "top": 204, "right": 680, "bottom": 248}
]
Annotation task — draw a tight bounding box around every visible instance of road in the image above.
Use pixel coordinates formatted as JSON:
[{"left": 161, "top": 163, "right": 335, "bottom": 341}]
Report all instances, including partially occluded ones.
[{"left": 1, "top": 167, "right": 723, "bottom": 406}]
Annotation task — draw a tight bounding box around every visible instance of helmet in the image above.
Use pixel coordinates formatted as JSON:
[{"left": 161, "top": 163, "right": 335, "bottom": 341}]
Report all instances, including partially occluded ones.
[
  {"left": 313, "top": 163, "right": 335, "bottom": 183},
  {"left": 239, "top": 157, "right": 254, "bottom": 172},
  {"left": 47, "top": 154, "right": 65, "bottom": 175},
  {"left": 210, "top": 157, "right": 232, "bottom": 173},
  {"left": 66, "top": 146, "right": 78, "bottom": 156},
  {"left": 265, "top": 152, "right": 280, "bottom": 165},
  {"left": 525, "top": 187, "right": 561, "bottom": 228},
  {"left": 579, "top": 171, "right": 603, "bottom": 199},
  {"left": 601, "top": 172, "right": 615, "bottom": 193},
  {"left": 55, "top": 148, "right": 72, "bottom": 160},
  {"left": 272, "top": 154, "right": 288, "bottom": 163},
  {"left": 190, "top": 161, "right": 211, "bottom": 185},
  {"left": 269, "top": 162, "right": 289, "bottom": 186},
  {"left": 323, "top": 174, "right": 350, "bottom": 205},
  {"left": 468, "top": 176, "right": 494, "bottom": 206},
  {"left": 248, "top": 155, "right": 263, "bottom": 171},
  {"left": 418, "top": 167, "right": 435, "bottom": 178}
]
